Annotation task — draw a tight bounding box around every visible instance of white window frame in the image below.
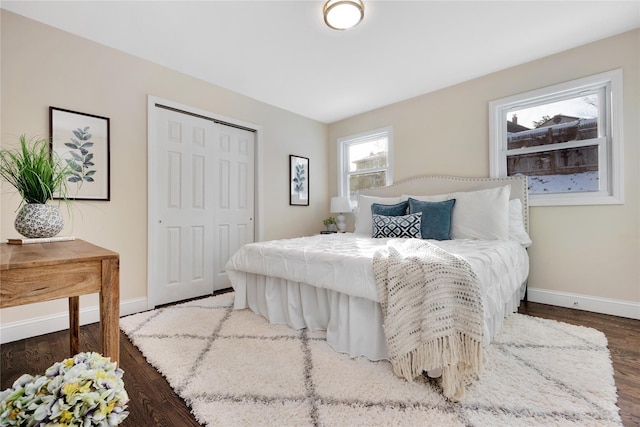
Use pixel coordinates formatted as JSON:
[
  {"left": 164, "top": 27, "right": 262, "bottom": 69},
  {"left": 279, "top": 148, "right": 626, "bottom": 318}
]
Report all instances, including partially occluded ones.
[
  {"left": 489, "top": 69, "right": 624, "bottom": 206},
  {"left": 337, "top": 126, "right": 393, "bottom": 202}
]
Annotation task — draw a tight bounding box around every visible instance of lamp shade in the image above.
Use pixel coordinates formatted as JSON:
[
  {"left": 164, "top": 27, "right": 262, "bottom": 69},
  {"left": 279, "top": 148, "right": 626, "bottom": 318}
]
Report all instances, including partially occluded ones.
[
  {"left": 330, "top": 196, "right": 352, "bottom": 213},
  {"left": 323, "top": 0, "right": 364, "bottom": 30}
]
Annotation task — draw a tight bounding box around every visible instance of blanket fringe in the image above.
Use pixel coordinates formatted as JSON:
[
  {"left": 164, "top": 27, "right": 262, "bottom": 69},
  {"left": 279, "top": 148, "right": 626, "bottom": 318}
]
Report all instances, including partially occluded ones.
[
  {"left": 390, "top": 331, "right": 484, "bottom": 401},
  {"left": 374, "top": 240, "right": 485, "bottom": 401}
]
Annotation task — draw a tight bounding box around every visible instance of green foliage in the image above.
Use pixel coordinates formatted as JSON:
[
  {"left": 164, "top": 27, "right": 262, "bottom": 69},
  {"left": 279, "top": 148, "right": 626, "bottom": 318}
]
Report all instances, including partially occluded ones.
[
  {"left": 0, "top": 135, "right": 71, "bottom": 204},
  {"left": 323, "top": 217, "right": 336, "bottom": 226},
  {"left": 65, "top": 127, "right": 96, "bottom": 184},
  {"left": 293, "top": 163, "right": 306, "bottom": 194}
]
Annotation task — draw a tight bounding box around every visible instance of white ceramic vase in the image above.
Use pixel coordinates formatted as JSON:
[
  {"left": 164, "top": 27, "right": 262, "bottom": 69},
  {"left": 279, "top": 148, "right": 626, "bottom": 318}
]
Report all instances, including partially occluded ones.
[{"left": 14, "top": 203, "right": 64, "bottom": 238}]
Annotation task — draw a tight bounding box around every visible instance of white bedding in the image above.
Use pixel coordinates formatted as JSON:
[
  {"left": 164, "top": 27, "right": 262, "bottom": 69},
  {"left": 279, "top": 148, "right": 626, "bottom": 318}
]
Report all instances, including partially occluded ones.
[{"left": 227, "top": 233, "right": 529, "bottom": 359}]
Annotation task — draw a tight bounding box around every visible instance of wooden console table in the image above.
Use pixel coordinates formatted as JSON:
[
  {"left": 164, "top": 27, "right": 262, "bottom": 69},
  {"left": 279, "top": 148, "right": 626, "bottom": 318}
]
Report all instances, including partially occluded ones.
[{"left": 0, "top": 239, "right": 120, "bottom": 363}]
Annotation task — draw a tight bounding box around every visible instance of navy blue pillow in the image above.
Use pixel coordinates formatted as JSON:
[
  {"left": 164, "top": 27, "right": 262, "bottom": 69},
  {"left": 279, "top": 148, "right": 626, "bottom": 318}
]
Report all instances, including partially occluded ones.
[
  {"left": 407, "top": 198, "right": 456, "bottom": 240},
  {"left": 371, "top": 201, "right": 408, "bottom": 217}
]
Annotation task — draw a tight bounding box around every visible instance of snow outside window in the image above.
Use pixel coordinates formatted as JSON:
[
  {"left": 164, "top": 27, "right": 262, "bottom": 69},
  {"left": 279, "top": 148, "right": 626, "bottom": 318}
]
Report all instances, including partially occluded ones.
[
  {"left": 338, "top": 127, "right": 393, "bottom": 206},
  {"left": 489, "top": 69, "right": 624, "bottom": 206}
]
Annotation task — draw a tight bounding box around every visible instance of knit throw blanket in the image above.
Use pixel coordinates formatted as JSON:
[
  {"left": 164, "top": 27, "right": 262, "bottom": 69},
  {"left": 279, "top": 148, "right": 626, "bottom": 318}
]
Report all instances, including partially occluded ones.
[{"left": 373, "top": 239, "right": 484, "bottom": 400}]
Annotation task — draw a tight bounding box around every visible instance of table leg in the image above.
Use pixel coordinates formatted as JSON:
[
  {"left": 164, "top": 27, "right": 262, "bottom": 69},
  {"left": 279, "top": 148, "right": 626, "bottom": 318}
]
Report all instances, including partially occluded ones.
[
  {"left": 69, "top": 296, "right": 80, "bottom": 356},
  {"left": 100, "top": 258, "right": 120, "bottom": 364}
]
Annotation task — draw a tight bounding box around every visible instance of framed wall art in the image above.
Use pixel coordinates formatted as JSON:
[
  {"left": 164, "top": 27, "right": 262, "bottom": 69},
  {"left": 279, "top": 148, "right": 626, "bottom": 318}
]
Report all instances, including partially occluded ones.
[
  {"left": 289, "top": 155, "right": 309, "bottom": 206},
  {"left": 50, "top": 107, "right": 110, "bottom": 200}
]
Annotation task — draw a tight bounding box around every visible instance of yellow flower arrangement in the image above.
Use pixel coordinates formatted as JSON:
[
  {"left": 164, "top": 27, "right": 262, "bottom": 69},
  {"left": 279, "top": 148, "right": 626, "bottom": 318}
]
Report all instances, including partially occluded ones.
[{"left": 0, "top": 352, "right": 128, "bottom": 426}]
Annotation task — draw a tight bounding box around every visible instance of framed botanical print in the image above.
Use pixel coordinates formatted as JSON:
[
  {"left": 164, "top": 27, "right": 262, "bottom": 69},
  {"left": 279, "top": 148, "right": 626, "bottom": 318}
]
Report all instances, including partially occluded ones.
[
  {"left": 289, "top": 155, "right": 309, "bottom": 206},
  {"left": 50, "top": 107, "right": 110, "bottom": 200}
]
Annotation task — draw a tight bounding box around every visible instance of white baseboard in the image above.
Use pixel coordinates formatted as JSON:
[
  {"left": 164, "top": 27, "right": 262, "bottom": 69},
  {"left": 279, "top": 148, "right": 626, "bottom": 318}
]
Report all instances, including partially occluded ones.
[
  {"left": 527, "top": 287, "right": 640, "bottom": 320},
  {"left": 0, "top": 297, "right": 148, "bottom": 344},
  {"left": 3, "top": 290, "right": 637, "bottom": 343}
]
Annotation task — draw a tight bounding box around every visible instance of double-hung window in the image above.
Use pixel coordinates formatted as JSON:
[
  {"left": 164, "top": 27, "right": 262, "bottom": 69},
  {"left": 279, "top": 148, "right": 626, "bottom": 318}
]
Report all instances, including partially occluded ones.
[
  {"left": 338, "top": 126, "right": 393, "bottom": 204},
  {"left": 489, "top": 69, "right": 623, "bottom": 206}
]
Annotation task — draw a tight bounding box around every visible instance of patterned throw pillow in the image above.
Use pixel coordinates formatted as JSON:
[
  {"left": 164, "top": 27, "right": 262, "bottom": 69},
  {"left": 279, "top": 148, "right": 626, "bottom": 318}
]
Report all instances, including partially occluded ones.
[{"left": 372, "top": 213, "right": 422, "bottom": 238}]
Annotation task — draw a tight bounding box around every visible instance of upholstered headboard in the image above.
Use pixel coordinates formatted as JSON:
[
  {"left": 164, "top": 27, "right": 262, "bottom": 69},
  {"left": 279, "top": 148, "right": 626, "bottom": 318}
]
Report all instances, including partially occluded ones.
[{"left": 359, "top": 175, "right": 529, "bottom": 232}]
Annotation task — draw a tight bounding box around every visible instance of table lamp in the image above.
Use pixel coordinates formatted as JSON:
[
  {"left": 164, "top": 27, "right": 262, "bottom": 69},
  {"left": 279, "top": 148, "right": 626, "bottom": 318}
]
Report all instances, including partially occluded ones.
[{"left": 330, "top": 196, "right": 352, "bottom": 233}]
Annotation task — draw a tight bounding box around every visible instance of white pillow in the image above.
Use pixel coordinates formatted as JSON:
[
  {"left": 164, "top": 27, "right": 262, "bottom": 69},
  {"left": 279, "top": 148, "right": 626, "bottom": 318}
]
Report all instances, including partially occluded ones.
[
  {"left": 449, "top": 186, "right": 510, "bottom": 240},
  {"left": 400, "top": 193, "right": 450, "bottom": 202},
  {"left": 509, "top": 198, "right": 532, "bottom": 247},
  {"left": 354, "top": 195, "right": 402, "bottom": 235}
]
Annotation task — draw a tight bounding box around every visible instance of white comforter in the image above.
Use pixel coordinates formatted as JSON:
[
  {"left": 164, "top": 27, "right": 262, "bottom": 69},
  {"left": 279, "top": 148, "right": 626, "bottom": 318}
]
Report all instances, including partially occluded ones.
[{"left": 225, "top": 233, "right": 529, "bottom": 322}]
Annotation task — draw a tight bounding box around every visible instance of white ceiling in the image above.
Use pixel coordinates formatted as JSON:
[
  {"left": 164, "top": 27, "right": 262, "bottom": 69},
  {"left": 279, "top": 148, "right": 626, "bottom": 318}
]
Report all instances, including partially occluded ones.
[{"left": 2, "top": 1, "right": 639, "bottom": 123}]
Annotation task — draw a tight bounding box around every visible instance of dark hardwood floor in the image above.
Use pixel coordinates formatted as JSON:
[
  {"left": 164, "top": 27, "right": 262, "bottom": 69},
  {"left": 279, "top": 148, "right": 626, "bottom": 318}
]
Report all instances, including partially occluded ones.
[
  {"left": 518, "top": 301, "right": 640, "bottom": 427},
  {"left": 2, "top": 301, "right": 638, "bottom": 426}
]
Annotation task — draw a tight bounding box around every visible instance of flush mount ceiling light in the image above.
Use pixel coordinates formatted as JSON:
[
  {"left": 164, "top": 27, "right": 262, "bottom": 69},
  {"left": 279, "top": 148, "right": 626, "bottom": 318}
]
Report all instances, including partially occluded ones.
[{"left": 323, "top": 0, "right": 364, "bottom": 30}]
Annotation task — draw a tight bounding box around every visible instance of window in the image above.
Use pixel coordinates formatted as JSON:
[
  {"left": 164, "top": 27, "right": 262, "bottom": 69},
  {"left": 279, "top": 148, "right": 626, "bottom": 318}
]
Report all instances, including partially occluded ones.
[
  {"left": 490, "top": 69, "right": 623, "bottom": 206},
  {"left": 338, "top": 127, "right": 393, "bottom": 204}
]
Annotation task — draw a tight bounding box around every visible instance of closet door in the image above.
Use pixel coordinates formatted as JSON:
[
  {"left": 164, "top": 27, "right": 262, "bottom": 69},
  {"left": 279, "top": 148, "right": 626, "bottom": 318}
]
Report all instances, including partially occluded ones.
[
  {"left": 149, "top": 105, "right": 257, "bottom": 306},
  {"left": 213, "top": 124, "right": 255, "bottom": 290},
  {"left": 151, "top": 106, "right": 218, "bottom": 306}
]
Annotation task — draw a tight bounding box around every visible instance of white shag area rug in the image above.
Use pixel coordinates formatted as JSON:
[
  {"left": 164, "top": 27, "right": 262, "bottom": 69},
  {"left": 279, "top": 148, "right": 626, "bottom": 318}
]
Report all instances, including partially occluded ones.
[{"left": 120, "top": 292, "right": 622, "bottom": 426}]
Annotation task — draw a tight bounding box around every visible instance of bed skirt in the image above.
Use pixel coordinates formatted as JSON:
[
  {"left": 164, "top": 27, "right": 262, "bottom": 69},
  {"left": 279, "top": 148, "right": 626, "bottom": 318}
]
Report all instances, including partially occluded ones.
[{"left": 230, "top": 270, "right": 525, "bottom": 361}]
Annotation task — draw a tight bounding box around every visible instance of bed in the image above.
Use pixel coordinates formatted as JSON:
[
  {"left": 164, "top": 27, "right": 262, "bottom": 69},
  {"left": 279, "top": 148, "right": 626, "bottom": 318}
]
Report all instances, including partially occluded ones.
[{"left": 226, "top": 176, "right": 531, "bottom": 398}]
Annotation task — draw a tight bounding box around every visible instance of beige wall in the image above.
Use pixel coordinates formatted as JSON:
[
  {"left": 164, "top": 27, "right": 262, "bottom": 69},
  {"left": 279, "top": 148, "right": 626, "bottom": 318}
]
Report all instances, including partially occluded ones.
[
  {"left": 0, "top": 11, "right": 328, "bottom": 326},
  {"left": 2, "top": 10, "right": 638, "bottom": 334},
  {"left": 329, "top": 29, "right": 640, "bottom": 306}
]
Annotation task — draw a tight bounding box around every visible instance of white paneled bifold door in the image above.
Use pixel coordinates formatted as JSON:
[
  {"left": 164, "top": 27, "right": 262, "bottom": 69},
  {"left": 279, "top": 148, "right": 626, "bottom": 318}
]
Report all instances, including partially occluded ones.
[
  {"left": 150, "top": 106, "right": 255, "bottom": 307},
  {"left": 213, "top": 124, "right": 255, "bottom": 290}
]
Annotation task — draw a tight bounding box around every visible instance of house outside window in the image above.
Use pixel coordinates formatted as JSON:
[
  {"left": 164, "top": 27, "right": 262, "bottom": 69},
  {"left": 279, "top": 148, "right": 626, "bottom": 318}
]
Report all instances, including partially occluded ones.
[
  {"left": 490, "top": 69, "right": 624, "bottom": 206},
  {"left": 338, "top": 127, "right": 393, "bottom": 204}
]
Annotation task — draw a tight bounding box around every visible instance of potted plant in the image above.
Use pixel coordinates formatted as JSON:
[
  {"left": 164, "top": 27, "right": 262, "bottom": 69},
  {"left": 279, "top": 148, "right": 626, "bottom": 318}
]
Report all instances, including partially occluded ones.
[
  {"left": 0, "top": 135, "right": 71, "bottom": 238},
  {"left": 323, "top": 216, "right": 337, "bottom": 232}
]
